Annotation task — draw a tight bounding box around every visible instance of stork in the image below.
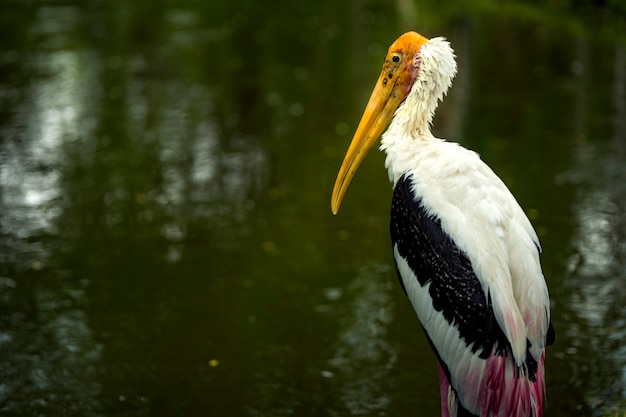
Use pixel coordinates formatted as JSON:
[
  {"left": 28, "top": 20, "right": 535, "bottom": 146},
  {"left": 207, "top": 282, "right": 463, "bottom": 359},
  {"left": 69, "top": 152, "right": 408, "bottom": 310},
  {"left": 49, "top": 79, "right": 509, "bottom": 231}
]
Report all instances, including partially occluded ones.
[{"left": 331, "top": 32, "right": 555, "bottom": 417}]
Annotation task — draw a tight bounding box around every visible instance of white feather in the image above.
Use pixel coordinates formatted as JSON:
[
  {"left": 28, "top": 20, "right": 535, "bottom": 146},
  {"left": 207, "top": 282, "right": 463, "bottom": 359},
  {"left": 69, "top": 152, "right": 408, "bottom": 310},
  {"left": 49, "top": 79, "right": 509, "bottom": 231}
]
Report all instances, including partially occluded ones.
[
  {"left": 395, "top": 245, "right": 486, "bottom": 415},
  {"left": 381, "top": 36, "right": 550, "bottom": 366}
]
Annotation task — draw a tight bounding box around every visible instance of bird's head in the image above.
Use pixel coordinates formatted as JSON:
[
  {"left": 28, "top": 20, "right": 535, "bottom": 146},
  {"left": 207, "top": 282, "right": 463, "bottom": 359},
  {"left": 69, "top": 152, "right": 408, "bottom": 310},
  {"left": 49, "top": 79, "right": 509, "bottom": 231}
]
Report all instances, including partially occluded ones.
[{"left": 331, "top": 31, "right": 456, "bottom": 214}]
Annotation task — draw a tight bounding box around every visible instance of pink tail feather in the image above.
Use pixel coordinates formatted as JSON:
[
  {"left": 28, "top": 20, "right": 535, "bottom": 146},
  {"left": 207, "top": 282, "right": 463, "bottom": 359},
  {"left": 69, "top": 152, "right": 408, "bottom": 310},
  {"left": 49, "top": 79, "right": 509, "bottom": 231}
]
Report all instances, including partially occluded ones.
[
  {"left": 438, "top": 362, "right": 452, "bottom": 417},
  {"left": 437, "top": 351, "right": 546, "bottom": 417},
  {"left": 481, "top": 352, "right": 546, "bottom": 417}
]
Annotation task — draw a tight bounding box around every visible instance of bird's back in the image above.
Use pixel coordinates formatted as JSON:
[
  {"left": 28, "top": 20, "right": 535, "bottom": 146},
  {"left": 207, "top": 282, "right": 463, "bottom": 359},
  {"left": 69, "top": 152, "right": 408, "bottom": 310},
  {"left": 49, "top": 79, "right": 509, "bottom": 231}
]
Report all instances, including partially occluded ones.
[{"left": 388, "top": 140, "right": 552, "bottom": 417}]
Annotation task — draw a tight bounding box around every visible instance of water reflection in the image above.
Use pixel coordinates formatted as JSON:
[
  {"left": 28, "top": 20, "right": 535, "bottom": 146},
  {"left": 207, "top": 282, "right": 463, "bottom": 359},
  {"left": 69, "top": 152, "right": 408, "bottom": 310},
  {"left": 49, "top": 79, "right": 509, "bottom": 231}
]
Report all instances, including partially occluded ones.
[
  {"left": 1, "top": 2, "right": 269, "bottom": 415},
  {"left": 551, "top": 39, "right": 626, "bottom": 413},
  {"left": 152, "top": 77, "right": 267, "bottom": 250},
  {"left": 1, "top": 48, "right": 85, "bottom": 263},
  {"left": 1, "top": 1, "right": 625, "bottom": 416},
  {"left": 327, "top": 263, "right": 396, "bottom": 416},
  {"left": 0, "top": 29, "right": 103, "bottom": 410}
]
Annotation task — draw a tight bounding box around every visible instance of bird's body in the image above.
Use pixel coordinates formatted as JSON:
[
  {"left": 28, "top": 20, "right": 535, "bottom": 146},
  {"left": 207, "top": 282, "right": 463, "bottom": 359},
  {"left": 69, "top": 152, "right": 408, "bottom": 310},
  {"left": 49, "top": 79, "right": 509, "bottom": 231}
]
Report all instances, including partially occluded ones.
[{"left": 331, "top": 32, "right": 553, "bottom": 417}]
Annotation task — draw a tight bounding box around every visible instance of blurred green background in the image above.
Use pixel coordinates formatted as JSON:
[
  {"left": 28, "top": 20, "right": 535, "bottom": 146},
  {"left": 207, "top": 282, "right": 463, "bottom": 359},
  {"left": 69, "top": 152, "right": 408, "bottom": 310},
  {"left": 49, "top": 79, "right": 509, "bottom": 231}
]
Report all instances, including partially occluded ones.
[{"left": 1, "top": 0, "right": 625, "bottom": 416}]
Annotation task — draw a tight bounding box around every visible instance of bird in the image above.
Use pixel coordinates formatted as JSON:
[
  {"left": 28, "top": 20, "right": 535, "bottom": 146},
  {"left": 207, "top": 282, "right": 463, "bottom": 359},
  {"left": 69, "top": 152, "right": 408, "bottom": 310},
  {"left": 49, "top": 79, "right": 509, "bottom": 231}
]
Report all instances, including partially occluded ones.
[{"left": 330, "top": 31, "right": 555, "bottom": 417}]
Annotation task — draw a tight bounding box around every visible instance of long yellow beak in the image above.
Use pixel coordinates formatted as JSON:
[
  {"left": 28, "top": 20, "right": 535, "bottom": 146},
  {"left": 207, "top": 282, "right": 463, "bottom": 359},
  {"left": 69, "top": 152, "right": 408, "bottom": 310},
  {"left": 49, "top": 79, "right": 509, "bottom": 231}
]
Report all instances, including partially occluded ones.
[
  {"left": 330, "top": 74, "right": 405, "bottom": 214},
  {"left": 330, "top": 32, "right": 427, "bottom": 214}
]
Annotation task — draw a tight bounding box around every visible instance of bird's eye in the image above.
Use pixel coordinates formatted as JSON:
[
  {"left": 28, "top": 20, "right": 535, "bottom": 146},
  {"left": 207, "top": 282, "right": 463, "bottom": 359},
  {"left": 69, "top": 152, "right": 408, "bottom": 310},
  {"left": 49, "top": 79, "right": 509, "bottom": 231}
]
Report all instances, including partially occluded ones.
[{"left": 391, "top": 54, "right": 401, "bottom": 63}]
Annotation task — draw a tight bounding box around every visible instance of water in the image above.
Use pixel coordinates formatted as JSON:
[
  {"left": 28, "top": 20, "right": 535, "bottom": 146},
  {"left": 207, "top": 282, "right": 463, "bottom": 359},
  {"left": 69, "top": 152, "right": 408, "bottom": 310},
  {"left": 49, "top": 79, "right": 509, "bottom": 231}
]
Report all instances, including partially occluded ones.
[{"left": 0, "top": 1, "right": 625, "bottom": 416}]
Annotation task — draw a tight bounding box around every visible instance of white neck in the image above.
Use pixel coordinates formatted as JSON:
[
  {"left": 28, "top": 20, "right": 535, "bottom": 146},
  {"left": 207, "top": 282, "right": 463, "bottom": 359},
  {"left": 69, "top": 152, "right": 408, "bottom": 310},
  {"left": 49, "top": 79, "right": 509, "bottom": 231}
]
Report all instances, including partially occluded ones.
[{"left": 380, "top": 37, "right": 457, "bottom": 184}]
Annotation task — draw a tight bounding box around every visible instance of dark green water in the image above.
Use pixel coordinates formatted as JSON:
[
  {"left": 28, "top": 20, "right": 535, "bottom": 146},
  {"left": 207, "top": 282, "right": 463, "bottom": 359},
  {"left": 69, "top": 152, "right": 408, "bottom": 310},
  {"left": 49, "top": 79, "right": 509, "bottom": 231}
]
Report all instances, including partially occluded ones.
[{"left": 1, "top": 1, "right": 625, "bottom": 416}]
